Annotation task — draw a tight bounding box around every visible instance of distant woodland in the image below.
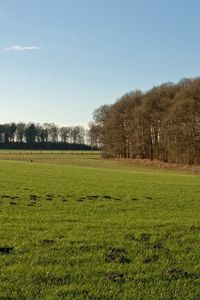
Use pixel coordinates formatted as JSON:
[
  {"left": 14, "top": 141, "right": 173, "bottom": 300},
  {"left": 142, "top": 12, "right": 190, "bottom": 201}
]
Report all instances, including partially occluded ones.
[
  {"left": 0, "top": 123, "right": 92, "bottom": 150},
  {"left": 89, "top": 77, "right": 200, "bottom": 164}
]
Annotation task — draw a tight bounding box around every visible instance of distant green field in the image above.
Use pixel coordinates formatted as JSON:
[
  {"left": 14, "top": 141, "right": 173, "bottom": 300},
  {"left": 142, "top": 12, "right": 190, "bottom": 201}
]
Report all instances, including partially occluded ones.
[{"left": 0, "top": 152, "right": 199, "bottom": 299}]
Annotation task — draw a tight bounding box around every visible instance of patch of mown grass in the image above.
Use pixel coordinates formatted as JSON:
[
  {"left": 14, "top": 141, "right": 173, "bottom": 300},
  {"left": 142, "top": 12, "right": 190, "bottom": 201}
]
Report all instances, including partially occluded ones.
[{"left": 0, "top": 158, "right": 200, "bottom": 299}]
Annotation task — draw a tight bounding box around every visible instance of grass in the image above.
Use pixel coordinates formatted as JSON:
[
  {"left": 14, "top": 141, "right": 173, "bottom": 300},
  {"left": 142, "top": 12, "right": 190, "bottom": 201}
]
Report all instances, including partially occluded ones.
[{"left": 0, "top": 151, "right": 199, "bottom": 299}]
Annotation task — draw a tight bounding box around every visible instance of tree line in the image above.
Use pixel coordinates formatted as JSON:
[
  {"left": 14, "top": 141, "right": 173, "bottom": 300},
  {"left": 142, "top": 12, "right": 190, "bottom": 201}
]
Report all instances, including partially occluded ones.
[
  {"left": 88, "top": 77, "right": 200, "bottom": 165},
  {"left": 0, "top": 123, "right": 92, "bottom": 150}
]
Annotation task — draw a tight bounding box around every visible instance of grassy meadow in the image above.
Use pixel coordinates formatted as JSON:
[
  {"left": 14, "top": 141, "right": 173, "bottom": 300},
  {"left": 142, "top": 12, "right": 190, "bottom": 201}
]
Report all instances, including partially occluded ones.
[{"left": 0, "top": 151, "right": 200, "bottom": 299}]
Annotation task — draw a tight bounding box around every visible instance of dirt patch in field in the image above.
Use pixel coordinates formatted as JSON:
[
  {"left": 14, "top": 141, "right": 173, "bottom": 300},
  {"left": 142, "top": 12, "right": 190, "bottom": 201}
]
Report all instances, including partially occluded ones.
[
  {"left": 0, "top": 246, "right": 14, "bottom": 254},
  {"left": 144, "top": 196, "right": 153, "bottom": 200},
  {"left": 58, "top": 195, "right": 68, "bottom": 202},
  {"left": 152, "top": 242, "right": 162, "bottom": 249},
  {"left": 102, "top": 195, "right": 112, "bottom": 199},
  {"left": 105, "top": 247, "right": 131, "bottom": 264},
  {"left": 30, "top": 194, "right": 38, "bottom": 201},
  {"left": 1, "top": 195, "right": 20, "bottom": 202},
  {"left": 76, "top": 194, "right": 118, "bottom": 202},
  {"left": 1, "top": 195, "right": 10, "bottom": 199},
  {"left": 46, "top": 194, "right": 54, "bottom": 201},
  {"left": 87, "top": 195, "right": 99, "bottom": 199},
  {"left": 140, "top": 233, "right": 151, "bottom": 242},
  {"left": 168, "top": 268, "right": 189, "bottom": 278},
  {"left": 143, "top": 255, "right": 159, "bottom": 263},
  {"left": 188, "top": 225, "right": 200, "bottom": 232},
  {"left": 105, "top": 272, "right": 126, "bottom": 283},
  {"left": 76, "top": 198, "right": 84, "bottom": 202},
  {"left": 132, "top": 197, "right": 138, "bottom": 201},
  {"left": 41, "top": 239, "right": 55, "bottom": 246},
  {"left": 10, "top": 196, "right": 20, "bottom": 200}
]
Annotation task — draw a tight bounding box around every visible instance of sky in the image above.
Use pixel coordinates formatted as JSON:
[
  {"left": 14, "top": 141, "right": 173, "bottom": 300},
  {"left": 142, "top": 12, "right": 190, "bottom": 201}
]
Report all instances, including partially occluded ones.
[{"left": 0, "top": 0, "right": 200, "bottom": 126}]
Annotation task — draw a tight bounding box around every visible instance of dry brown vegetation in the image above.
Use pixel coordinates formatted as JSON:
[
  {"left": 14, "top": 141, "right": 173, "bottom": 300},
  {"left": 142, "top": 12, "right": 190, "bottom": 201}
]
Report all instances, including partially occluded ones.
[
  {"left": 89, "top": 77, "right": 200, "bottom": 165},
  {"left": 113, "top": 157, "right": 200, "bottom": 174}
]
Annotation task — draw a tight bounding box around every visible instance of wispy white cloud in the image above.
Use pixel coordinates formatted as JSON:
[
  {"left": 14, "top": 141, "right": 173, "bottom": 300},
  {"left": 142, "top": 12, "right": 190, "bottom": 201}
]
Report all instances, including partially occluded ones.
[{"left": 4, "top": 45, "right": 41, "bottom": 52}]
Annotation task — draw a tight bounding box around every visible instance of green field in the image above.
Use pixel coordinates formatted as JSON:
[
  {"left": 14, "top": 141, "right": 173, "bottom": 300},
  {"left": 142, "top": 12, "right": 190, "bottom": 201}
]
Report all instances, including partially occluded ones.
[{"left": 0, "top": 151, "right": 199, "bottom": 299}]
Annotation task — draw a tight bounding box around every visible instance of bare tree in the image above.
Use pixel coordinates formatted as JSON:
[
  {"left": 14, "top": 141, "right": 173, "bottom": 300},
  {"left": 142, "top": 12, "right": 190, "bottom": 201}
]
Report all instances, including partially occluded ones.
[
  {"left": 90, "top": 78, "right": 200, "bottom": 164},
  {"left": 16, "top": 122, "right": 26, "bottom": 142},
  {"left": 59, "top": 126, "right": 71, "bottom": 143}
]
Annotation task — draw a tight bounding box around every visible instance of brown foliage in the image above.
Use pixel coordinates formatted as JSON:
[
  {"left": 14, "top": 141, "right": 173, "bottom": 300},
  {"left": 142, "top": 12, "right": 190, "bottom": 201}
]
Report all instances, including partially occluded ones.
[{"left": 89, "top": 78, "right": 200, "bottom": 165}]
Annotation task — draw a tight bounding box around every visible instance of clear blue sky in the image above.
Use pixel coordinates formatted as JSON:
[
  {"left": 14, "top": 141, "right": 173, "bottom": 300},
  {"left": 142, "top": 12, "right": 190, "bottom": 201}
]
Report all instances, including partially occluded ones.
[{"left": 1, "top": 0, "right": 200, "bottom": 126}]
